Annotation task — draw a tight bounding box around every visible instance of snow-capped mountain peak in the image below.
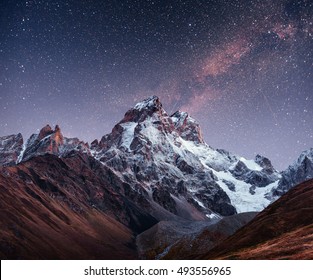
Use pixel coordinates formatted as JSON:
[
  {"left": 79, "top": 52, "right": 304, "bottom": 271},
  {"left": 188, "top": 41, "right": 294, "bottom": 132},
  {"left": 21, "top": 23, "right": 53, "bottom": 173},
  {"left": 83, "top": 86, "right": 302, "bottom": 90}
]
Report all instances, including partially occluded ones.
[
  {"left": 0, "top": 133, "right": 24, "bottom": 166},
  {"left": 38, "top": 124, "right": 54, "bottom": 140},
  {"left": 295, "top": 148, "right": 313, "bottom": 165},
  {"left": 0, "top": 96, "right": 287, "bottom": 218},
  {"left": 134, "top": 95, "right": 162, "bottom": 111},
  {"left": 171, "top": 111, "right": 204, "bottom": 144},
  {"left": 269, "top": 148, "right": 313, "bottom": 198},
  {"left": 120, "top": 96, "right": 169, "bottom": 125},
  {"left": 13, "top": 124, "right": 90, "bottom": 162},
  {"left": 90, "top": 96, "right": 280, "bottom": 216}
]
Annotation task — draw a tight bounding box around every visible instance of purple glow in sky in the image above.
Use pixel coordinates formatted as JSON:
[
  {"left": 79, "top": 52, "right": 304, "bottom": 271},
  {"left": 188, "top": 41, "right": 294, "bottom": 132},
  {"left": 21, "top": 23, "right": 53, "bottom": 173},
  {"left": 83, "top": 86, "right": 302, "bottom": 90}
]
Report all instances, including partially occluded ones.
[{"left": 0, "top": 0, "right": 312, "bottom": 170}]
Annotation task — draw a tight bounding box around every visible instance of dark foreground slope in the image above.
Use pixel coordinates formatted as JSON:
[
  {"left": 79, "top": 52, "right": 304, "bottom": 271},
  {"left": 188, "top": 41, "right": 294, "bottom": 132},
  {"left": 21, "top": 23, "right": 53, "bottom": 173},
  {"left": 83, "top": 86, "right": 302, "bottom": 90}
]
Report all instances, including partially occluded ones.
[
  {"left": 0, "top": 153, "right": 159, "bottom": 259},
  {"left": 137, "top": 212, "right": 257, "bottom": 259},
  {"left": 198, "top": 179, "right": 313, "bottom": 259}
]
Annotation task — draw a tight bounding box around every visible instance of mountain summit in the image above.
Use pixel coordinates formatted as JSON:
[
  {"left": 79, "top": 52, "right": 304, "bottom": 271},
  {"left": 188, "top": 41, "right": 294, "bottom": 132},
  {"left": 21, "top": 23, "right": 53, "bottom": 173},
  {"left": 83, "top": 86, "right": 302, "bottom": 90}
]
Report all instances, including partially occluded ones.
[
  {"left": 270, "top": 148, "right": 313, "bottom": 198},
  {"left": 0, "top": 96, "right": 283, "bottom": 218},
  {"left": 0, "top": 96, "right": 312, "bottom": 259},
  {"left": 90, "top": 96, "right": 280, "bottom": 216}
]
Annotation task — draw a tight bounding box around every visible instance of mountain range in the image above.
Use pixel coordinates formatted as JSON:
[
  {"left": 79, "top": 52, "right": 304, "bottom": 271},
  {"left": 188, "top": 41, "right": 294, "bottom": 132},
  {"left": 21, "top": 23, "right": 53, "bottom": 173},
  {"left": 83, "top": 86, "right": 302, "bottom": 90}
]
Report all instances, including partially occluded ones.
[{"left": 1, "top": 96, "right": 313, "bottom": 259}]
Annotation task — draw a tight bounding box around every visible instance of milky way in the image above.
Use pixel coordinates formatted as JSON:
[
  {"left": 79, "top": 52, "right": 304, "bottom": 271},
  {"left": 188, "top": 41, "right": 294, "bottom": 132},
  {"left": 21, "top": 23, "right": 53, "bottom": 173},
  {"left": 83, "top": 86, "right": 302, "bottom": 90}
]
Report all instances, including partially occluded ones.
[{"left": 0, "top": 0, "right": 312, "bottom": 170}]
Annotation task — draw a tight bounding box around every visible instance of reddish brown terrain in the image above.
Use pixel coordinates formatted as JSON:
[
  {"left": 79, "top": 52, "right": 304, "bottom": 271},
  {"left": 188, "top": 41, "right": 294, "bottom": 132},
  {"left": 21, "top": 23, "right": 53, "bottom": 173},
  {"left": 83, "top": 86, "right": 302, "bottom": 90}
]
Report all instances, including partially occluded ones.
[
  {"left": 162, "top": 213, "right": 257, "bottom": 259},
  {"left": 198, "top": 179, "right": 313, "bottom": 259},
  {"left": 1, "top": 98, "right": 313, "bottom": 260},
  {"left": 1, "top": 155, "right": 313, "bottom": 260},
  {"left": 0, "top": 153, "right": 158, "bottom": 259}
]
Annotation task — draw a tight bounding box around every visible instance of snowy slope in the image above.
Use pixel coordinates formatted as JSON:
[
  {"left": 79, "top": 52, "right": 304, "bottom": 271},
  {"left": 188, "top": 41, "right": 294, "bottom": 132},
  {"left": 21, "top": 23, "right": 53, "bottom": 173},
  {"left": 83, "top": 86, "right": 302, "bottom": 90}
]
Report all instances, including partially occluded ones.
[
  {"left": 18, "top": 125, "right": 90, "bottom": 162},
  {"left": 269, "top": 148, "right": 313, "bottom": 198},
  {"left": 91, "top": 96, "right": 281, "bottom": 215},
  {"left": 0, "top": 96, "right": 283, "bottom": 216},
  {"left": 0, "top": 133, "right": 24, "bottom": 166}
]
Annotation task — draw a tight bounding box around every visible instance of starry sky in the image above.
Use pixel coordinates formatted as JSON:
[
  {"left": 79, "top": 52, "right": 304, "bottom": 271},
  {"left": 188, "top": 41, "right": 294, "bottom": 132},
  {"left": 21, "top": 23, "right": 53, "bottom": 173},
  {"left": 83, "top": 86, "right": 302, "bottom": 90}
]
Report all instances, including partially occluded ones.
[{"left": 0, "top": 0, "right": 312, "bottom": 170}]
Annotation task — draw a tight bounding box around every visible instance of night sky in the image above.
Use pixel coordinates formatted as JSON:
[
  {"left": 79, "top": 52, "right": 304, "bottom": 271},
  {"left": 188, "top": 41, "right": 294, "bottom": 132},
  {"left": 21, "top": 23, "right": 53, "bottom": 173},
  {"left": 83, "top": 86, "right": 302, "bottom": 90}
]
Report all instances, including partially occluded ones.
[{"left": 0, "top": 0, "right": 312, "bottom": 170}]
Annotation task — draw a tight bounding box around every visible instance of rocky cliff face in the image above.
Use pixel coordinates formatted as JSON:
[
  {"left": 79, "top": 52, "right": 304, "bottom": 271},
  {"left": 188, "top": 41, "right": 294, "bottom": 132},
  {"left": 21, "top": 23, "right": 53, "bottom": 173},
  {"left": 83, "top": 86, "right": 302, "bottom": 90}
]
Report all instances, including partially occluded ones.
[
  {"left": 269, "top": 148, "right": 313, "bottom": 198},
  {"left": 0, "top": 95, "right": 312, "bottom": 260},
  {"left": 0, "top": 133, "right": 23, "bottom": 166},
  {"left": 90, "top": 96, "right": 280, "bottom": 216},
  {"left": 0, "top": 96, "right": 282, "bottom": 218},
  {"left": 20, "top": 125, "right": 90, "bottom": 162},
  {"left": 198, "top": 179, "right": 313, "bottom": 260},
  {"left": 9, "top": 96, "right": 313, "bottom": 219}
]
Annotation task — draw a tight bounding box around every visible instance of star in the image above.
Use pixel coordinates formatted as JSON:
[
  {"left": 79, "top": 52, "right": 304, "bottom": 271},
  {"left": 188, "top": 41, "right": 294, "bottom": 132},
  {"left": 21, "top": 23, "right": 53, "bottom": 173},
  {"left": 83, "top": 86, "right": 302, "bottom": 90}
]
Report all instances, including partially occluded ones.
[{"left": 0, "top": 0, "right": 312, "bottom": 170}]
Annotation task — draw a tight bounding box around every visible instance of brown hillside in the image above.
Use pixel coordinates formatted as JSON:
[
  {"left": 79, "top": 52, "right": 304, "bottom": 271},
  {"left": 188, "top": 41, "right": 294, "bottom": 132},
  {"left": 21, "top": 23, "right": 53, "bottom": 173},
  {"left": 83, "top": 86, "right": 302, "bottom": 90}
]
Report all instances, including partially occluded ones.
[
  {"left": 198, "top": 179, "right": 313, "bottom": 259},
  {"left": 0, "top": 154, "right": 141, "bottom": 259}
]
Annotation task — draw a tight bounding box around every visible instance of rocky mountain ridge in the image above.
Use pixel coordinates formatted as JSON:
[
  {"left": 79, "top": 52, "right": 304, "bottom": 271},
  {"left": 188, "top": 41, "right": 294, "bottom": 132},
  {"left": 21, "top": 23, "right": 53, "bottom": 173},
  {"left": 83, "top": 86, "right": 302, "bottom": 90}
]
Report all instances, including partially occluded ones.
[
  {"left": 197, "top": 178, "right": 313, "bottom": 259},
  {"left": 1, "top": 96, "right": 313, "bottom": 260},
  {"left": 0, "top": 133, "right": 23, "bottom": 166},
  {"left": 269, "top": 148, "right": 313, "bottom": 198},
  {"left": 0, "top": 96, "right": 312, "bottom": 217}
]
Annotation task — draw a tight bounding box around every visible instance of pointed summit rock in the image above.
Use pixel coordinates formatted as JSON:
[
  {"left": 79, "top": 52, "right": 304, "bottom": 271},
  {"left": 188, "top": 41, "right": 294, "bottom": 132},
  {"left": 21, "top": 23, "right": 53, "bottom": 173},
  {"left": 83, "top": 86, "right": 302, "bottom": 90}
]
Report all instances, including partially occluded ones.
[
  {"left": 94, "top": 96, "right": 274, "bottom": 217},
  {"left": 122, "top": 96, "right": 169, "bottom": 124},
  {"left": 171, "top": 111, "right": 204, "bottom": 144},
  {"left": 90, "top": 96, "right": 282, "bottom": 217},
  {"left": 53, "top": 124, "right": 64, "bottom": 145},
  {"left": 97, "top": 96, "right": 175, "bottom": 151},
  {"left": 134, "top": 95, "right": 162, "bottom": 111},
  {"left": 21, "top": 124, "right": 89, "bottom": 162},
  {"left": 0, "top": 96, "right": 285, "bottom": 219},
  {"left": 38, "top": 124, "right": 53, "bottom": 141},
  {"left": 255, "top": 154, "right": 276, "bottom": 175},
  {"left": 270, "top": 148, "right": 313, "bottom": 198},
  {"left": 22, "top": 124, "right": 63, "bottom": 161}
]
